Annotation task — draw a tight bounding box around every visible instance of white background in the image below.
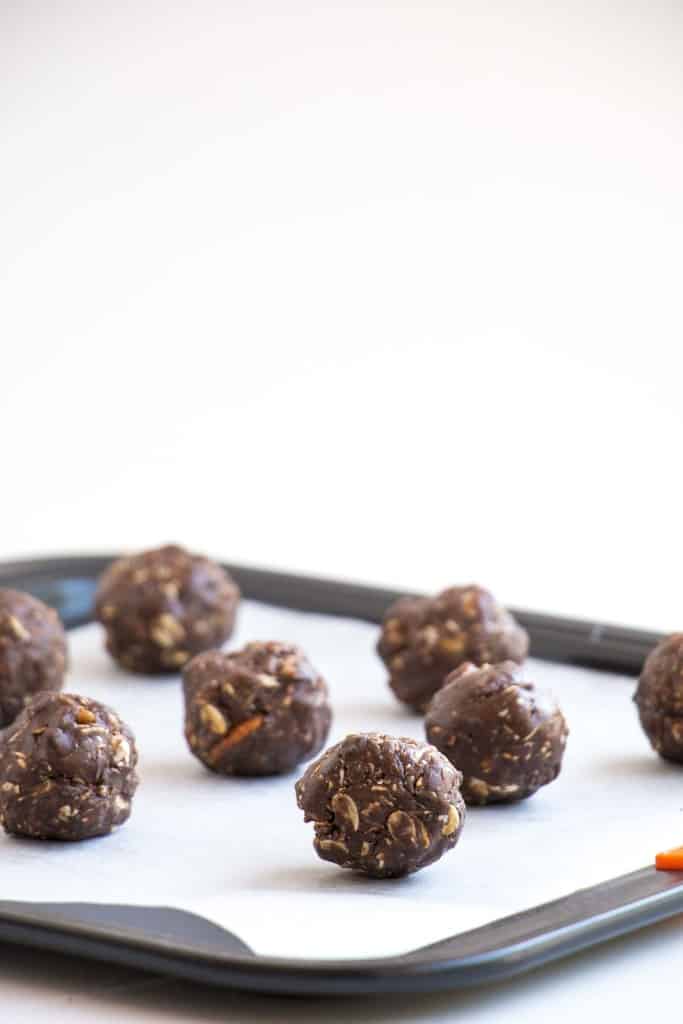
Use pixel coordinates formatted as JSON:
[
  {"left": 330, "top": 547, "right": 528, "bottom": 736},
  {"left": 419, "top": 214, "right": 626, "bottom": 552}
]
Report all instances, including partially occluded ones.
[
  {"left": 2, "top": 0, "right": 683, "bottom": 631},
  {"left": 2, "top": 2, "right": 683, "bottom": 1020}
]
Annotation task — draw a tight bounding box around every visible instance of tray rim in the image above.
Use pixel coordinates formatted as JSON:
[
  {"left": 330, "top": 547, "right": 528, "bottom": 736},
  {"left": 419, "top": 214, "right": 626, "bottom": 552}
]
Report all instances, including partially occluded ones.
[
  {"left": 0, "top": 552, "right": 665, "bottom": 673},
  {"left": 0, "top": 552, "right": 675, "bottom": 997}
]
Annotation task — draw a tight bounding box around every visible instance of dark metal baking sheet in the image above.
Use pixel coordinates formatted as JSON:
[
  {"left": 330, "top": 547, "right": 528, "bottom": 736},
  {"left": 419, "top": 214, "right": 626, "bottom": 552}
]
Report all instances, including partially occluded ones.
[{"left": 0, "top": 554, "right": 679, "bottom": 997}]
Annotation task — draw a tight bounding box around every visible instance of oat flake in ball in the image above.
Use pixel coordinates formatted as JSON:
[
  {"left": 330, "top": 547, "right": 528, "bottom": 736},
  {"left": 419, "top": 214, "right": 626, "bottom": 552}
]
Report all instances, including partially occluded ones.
[
  {"left": 0, "top": 692, "right": 139, "bottom": 840},
  {"left": 0, "top": 589, "right": 67, "bottom": 728},
  {"left": 295, "top": 732, "right": 465, "bottom": 878},
  {"left": 378, "top": 585, "right": 528, "bottom": 712},
  {"left": 425, "top": 661, "right": 568, "bottom": 805},
  {"left": 634, "top": 634, "right": 683, "bottom": 762},
  {"left": 183, "top": 642, "right": 332, "bottom": 776},
  {"left": 95, "top": 544, "right": 240, "bottom": 674}
]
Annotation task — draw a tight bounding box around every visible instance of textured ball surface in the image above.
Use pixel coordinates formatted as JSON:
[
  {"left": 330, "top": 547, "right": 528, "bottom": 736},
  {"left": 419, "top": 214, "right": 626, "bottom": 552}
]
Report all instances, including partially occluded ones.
[
  {"left": 0, "top": 692, "right": 139, "bottom": 840},
  {"left": 296, "top": 732, "right": 465, "bottom": 878},
  {"left": 635, "top": 634, "right": 683, "bottom": 762},
  {"left": 425, "top": 661, "right": 568, "bottom": 805},
  {"left": 378, "top": 585, "right": 529, "bottom": 711},
  {"left": 0, "top": 589, "right": 67, "bottom": 728},
  {"left": 95, "top": 544, "right": 240, "bottom": 674},
  {"left": 183, "top": 642, "right": 332, "bottom": 776}
]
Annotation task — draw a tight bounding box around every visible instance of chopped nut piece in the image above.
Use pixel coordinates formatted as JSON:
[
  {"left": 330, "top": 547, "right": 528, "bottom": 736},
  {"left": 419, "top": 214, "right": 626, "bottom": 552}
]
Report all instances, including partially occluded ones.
[
  {"left": 382, "top": 618, "right": 404, "bottom": 647},
  {"left": 161, "top": 649, "right": 190, "bottom": 667},
  {"left": 280, "top": 656, "right": 299, "bottom": 678},
  {"left": 32, "top": 780, "right": 53, "bottom": 796},
  {"left": 442, "top": 804, "right": 460, "bottom": 836},
  {"left": 331, "top": 793, "right": 360, "bottom": 832},
  {"left": 256, "top": 673, "right": 279, "bottom": 688},
  {"left": 460, "top": 590, "right": 479, "bottom": 620},
  {"left": 112, "top": 735, "right": 132, "bottom": 767},
  {"left": 468, "top": 778, "right": 490, "bottom": 800},
  {"left": 200, "top": 703, "right": 228, "bottom": 736},
  {"left": 419, "top": 625, "right": 439, "bottom": 649},
  {"left": 318, "top": 839, "right": 348, "bottom": 857},
  {"left": 439, "top": 635, "right": 465, "bottom": 655},
  {"left": 387, "top": 809, "right": 417, "bottom": 844},
  {"left": 416, "top": 819, "right": 431, "bottom": 848},
  {"left": 76, "top": 707, "right": 96, "bottom": 725},
  {"left": 150, "top": 613, "right": 186, "bottom": 648},
  {"left": 7, "top": 615, "right": 30, "bottom": 641}
]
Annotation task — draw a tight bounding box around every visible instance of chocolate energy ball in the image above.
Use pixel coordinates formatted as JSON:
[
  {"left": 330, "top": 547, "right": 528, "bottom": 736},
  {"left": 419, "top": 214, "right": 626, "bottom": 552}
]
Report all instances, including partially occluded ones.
[
  {"left": 183, "top": 642, "right": 332, "bottom": 776},
  {"left": 634, "top": 634, "right": 683, "bottom": 762},
  {"left": 95, "top": 544, "right": 240, "bottom": 674},
  {"left": 0, "top": 590, "right": 67, "bottom": 728},
  {"left": 0, "top": 692, "right": 138, "bottom": 840},
  {"left": 378, "top": 585, "right": 529, "bottom": 712},
  {"left": 425, "top": 661, "right": 568, "bottom": 805},
  {"left": 295, "top": 733, "right": 465, "bottom": 878}
]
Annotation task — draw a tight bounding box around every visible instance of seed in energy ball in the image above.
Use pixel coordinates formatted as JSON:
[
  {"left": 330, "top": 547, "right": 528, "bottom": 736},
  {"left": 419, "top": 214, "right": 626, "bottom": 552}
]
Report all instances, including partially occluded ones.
[
  {"left": 634, "top": 634, "right": 683, "bottom": 762},
  {"left": 0, "top": 692, "right": 139, "bottom": 840},
  {"left": 0, "top": 590, "right": 67, "bottom": 728},
  {"left": 377, "top": 585, "right": 529, "bottom": 712},
  {"left": 425, "top": 661, "right": 568, "bottom": 805},
  {"left": 94, "top": 544, "right": 240, "bottom": 674},
  {"left": 295, "top": 733, "right": 466, "bottom": 878},
  {"left": 183, "top": 642, "right": 332, "bottom": 776}
]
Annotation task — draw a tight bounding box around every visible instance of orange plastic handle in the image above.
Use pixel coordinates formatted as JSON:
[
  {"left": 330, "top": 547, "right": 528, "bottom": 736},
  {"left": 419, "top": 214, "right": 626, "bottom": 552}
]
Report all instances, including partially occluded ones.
[{"left": 655, "top": 846, "right": 683, "bottom": 871}]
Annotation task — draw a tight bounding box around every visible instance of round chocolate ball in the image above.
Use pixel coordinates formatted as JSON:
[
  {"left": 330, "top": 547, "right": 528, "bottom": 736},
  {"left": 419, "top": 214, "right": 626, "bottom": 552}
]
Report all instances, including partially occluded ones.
[
  {"left": 295, "top": 732, "right": 465, "bottom": 878},
  {"left": 95, "top": 545, "right": 240, "bottom": 674},
  {"left": 425, "top": 661, "right": 568, "bottom": 805},
  {"left": 0, "top": 692, "right": 139, "bottom": 840},
  {"left": 377, "top": 585, "right": 529, "bottom": 711},
  {"left": 183, "top": 642, "right": 332, "bottom": 776},
  {"left": 0, "top": 590, "right": 67, "bottom": 728},
  {"left": 634, "top": 634, "right": 683, "bottom": 762}
]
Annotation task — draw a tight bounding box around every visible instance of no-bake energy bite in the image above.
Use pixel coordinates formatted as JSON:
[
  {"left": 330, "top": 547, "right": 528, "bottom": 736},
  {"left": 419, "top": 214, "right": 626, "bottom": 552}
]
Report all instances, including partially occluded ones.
[
  {"left": 95, "top": 545, "right": 240, "bottom": 674},
  {"left": 0, "top": 590, "right": 67, "bottom": 728},
  {"left": 0, "top": 692, "right": 138, "bottom": 840},
  {"left": 634, "top": 634, "right": 683, "bottom": 762},
  {"left": 295, "top": 733, "right": 465, "bottom": 878},
  {"left": 425, "top": 661, "right": 568, "bottom": 805},
  {"left": 378, "top": 585, "right": 528, "bottom": 711},
  {"left": 183, "top": 642, "right": 332, "bottom": 776}
]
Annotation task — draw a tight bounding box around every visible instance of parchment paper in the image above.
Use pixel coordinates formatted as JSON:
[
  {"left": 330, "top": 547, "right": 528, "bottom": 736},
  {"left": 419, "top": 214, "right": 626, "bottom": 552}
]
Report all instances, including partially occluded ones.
[{"left": 1, "top": 601, "right": 680, "bottom": 960}]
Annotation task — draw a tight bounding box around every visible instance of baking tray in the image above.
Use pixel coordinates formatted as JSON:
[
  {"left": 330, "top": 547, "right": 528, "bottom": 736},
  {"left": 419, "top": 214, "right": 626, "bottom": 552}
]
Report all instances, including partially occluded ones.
[{"left": 0, "top": 553, "right": 681, "bottom": 997}]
